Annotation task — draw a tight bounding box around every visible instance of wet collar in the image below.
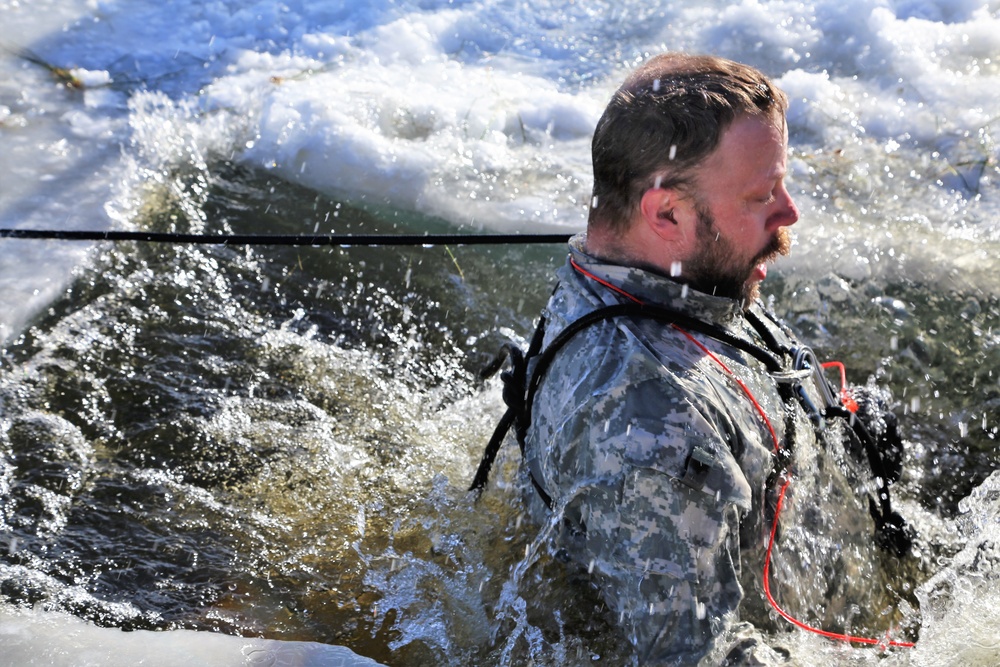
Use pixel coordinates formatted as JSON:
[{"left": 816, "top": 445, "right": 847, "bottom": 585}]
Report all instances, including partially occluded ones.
[{"left": 567, "top": 233, "right": 744, "bottom": 325}]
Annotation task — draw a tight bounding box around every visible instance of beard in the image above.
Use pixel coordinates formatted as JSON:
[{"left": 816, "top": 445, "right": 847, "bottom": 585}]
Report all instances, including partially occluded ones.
[{"left": 681, "top": 204, "right": 792, "bottom": 305}]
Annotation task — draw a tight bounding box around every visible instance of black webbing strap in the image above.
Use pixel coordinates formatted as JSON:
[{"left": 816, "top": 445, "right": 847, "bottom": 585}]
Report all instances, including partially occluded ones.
[
  {"left": 470, "top": 301, "right": 913, "bottom": 556},
  {"left": 469, "top": 301, "right": 783, "bottom": 505},
  {"left": 747, "top": 308, "right": 913, "bottom": 556},
  {"left": 827, "top": 405, "right": 913, "bottom": 556}
]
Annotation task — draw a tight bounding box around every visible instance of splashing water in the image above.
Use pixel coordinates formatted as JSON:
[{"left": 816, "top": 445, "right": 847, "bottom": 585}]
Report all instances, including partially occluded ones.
[{"left": 2, "top": 1, "right": 1000, "bottom": 665}]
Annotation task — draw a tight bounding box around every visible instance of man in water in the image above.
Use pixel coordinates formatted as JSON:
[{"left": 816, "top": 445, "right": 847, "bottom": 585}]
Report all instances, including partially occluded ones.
[{"left": 514, "top": 53, "right": 906, "bottom": 663}]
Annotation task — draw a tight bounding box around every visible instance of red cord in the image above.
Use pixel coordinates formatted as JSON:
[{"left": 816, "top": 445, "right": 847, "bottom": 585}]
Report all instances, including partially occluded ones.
[
  {"left": 763, "top": 479, "right": 916, "bottom": 648},
  {"left": 570, "top": 257, "right": 644, "bottom": 305},
  {"left": 570, "top": 260, "right": 915, "bottom": 648},
  {"left": 821, "top": 361, "right": 859, "bottom": 413}
]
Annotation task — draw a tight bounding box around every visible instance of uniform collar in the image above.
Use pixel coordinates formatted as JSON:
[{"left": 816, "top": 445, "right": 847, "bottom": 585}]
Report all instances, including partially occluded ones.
[{"left": 566, "top": 233, "right": 744, "bottom": 325}]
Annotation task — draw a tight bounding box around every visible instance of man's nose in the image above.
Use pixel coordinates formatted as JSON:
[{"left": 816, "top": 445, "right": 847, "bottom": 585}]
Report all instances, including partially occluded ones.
[{"left": 768, "top": 184, "right": 798, "bottom": 230}]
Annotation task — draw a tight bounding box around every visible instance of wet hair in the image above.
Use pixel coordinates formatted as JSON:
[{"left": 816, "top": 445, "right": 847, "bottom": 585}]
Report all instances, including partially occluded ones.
[{"left": 588, "top": 53, "right": 788, "bottom": 234}]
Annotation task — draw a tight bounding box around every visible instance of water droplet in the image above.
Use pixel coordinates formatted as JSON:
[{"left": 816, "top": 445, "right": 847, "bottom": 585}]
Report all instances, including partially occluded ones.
[
  {"left": 670, "top": 261, "right": 682, "bottom": 277},
  {"left": 668, "top": 144, "right": 677, "bottom": 160}
]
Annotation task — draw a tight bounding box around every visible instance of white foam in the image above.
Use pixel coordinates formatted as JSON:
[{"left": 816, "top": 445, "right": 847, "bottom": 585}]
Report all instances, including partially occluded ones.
[
  {"left": 2, "top": 1, "right": 998, "bottom": 225},
  {"left": 2, "top": 0, "right": 999, "bottom": 240},
  {"left": 908, "top": 471, "right": 1000, "bottom": 666},
  {"left": 0, "top": 605, "right": 385, "bottom": 667}
]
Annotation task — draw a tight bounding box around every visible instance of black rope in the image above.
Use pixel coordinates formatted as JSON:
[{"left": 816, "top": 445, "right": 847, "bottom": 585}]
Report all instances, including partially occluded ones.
[{"left": 0, "top": 228, "right": 574, "bottom": 246}]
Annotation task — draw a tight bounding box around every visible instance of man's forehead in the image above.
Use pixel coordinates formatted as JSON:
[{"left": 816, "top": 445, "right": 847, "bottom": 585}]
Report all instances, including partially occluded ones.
[
  {"left": 693, "top": 116, "right": 788, "bottom": 199},
  {"left": 699, "top": 115, "right": 787, "bottom": 182}
]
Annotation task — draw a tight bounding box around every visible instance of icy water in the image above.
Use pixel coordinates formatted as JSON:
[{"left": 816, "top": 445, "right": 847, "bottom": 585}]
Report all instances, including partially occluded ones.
[{"left": 2, "top": 0, "right": 1000, "bottom": 665}]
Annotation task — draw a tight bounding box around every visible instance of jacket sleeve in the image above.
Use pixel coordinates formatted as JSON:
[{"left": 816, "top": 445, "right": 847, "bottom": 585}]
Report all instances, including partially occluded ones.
[
  {"left": 610, "top": 461, "right": 747, "bottom": 663},
  {"left": 533, "top": 358, "right": 763, "bottom": 664}
]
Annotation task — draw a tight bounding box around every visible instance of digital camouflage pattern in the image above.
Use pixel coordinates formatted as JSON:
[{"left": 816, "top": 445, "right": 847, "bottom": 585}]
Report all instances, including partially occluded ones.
[{"left": 522, "top": 234, "right": 882, "bottom": 664}]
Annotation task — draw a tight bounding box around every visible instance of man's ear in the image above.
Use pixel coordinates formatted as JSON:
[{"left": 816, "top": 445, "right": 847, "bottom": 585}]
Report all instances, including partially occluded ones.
[{"left": 639, "top": 187, "right": 681, "bottom": 240}]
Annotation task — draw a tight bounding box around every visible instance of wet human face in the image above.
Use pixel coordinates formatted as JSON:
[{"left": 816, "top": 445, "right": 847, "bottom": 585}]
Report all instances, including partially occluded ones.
[
  {"left": 684, "top": 206, "right": 791, "bottom": 303},
  {"left": 679, "top": 114, "right": 798, "bottom": 303}
]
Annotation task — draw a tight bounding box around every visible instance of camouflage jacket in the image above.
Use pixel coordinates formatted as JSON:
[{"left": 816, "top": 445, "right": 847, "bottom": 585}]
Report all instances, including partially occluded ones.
[{"left": 522, "top": 234, "right": 871, "bottom": 664}]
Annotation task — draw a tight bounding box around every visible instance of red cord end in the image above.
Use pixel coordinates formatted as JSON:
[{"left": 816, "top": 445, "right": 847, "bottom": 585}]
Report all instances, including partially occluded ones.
[
  {"left": 821, "top": 361, "right": 859, "bottom": 413},
  {"left": 841, "top": 390, "right": 859, "bottom": 413}
]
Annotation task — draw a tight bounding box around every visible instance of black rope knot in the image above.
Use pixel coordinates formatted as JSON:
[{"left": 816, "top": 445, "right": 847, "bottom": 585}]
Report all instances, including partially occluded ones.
[
  {"left": 469, "top": 333, "right": 543, "bottom": 496},
  {"left": 869, "top": 501, "right": 915, "bottom": 558}
]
